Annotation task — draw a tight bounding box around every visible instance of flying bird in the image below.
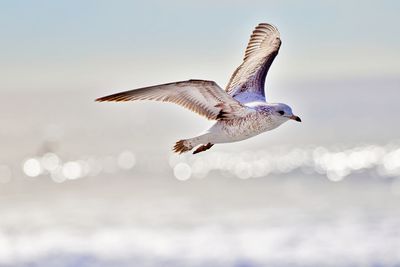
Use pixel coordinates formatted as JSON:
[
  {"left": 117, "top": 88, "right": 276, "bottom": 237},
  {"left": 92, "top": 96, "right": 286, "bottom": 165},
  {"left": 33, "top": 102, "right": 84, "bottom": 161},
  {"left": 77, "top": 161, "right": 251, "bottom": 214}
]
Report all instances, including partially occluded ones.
[{"left": 96, "top": 23, "right": 301, "bottom": 154}]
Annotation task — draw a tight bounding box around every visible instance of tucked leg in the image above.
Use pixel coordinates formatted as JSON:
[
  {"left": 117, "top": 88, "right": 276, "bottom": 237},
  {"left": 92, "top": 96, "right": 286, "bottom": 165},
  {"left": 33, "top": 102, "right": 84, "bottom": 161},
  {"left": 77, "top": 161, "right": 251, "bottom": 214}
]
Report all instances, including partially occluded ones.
[{"left": 193, "top": 143, "right": 214, "bottom": 154}]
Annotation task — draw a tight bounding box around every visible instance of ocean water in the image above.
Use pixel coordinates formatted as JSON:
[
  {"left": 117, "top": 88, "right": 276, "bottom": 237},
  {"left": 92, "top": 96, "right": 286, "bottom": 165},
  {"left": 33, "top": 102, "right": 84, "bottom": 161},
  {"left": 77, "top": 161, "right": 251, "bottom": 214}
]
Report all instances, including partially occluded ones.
[
  {"left": 1, "top": 78, "right": 400, "bottom": 266},
  {"left": 1, "top": 172, "right": 400, "bottom": 267}
]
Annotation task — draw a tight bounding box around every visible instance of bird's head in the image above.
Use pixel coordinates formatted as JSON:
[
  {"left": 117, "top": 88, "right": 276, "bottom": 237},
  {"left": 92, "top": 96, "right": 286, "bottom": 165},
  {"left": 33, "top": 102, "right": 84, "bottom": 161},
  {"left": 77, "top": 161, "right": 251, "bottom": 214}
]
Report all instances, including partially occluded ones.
[{"left": 270, "top": 103, "right": 301, "bottom": 123}]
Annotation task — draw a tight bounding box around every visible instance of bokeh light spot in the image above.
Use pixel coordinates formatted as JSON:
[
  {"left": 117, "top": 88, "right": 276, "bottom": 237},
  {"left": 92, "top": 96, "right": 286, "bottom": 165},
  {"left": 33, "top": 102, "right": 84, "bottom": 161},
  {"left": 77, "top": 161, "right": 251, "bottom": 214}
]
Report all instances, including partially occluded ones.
[
  {"left": 41, "top": 153, "right": 60, "bottom": 172},
  {"left": 62, "top": 161, "right": 82, "bottom": 180},
  {"left": 23, "top": 158, "right": 42, "bottom": 177},
  {"left": 173, "top": 163, "right": 192, "bottom": 181},
  {"left": 51, "top": 167, "right": 67, "bottom": 183},
  {"left": 117, "top": 151, "right": 136, "bottom": 170}
]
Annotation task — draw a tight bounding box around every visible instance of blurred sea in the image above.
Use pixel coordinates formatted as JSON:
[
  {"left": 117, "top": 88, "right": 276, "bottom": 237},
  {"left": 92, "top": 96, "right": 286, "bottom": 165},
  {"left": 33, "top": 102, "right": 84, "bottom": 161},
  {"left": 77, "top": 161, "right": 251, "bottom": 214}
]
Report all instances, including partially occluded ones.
[{"left": 1, "top": 77, "right": 400, "bottom": 267}]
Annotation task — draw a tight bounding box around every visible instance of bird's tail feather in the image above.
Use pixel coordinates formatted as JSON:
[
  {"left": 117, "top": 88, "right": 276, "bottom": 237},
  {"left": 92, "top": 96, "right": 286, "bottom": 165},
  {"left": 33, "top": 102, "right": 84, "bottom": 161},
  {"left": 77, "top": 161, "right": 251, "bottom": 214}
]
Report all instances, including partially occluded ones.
[{"left": 173, "top": 139, "right": 194, "bottom": 154}]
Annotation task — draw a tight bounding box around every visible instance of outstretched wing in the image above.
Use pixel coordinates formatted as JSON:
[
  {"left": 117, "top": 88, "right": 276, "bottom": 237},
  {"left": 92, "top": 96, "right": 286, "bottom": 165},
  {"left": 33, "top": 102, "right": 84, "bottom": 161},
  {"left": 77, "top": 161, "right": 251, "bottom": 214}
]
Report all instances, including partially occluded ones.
[
  {"left": 226, "top": 23, "right": 281, "bottom": 102},
  {"left": 96, "top": 79, "right": 247, "bottom": 120}
]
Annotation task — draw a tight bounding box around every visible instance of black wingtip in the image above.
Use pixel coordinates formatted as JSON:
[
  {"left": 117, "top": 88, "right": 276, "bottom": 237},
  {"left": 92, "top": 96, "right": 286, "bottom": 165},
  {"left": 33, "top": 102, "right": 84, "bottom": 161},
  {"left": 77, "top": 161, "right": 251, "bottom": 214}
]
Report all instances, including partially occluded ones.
[{"left": 95, "top": 96, "right": 108, "bottom": 102}]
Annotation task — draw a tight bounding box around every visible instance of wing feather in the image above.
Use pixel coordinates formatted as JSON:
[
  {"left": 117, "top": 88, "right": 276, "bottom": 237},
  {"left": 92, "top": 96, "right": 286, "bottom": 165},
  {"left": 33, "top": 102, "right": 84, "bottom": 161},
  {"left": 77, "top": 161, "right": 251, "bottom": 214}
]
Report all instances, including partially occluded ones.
[
  {"left": 226, "top": 23, "right": 281, "bottom": 102},
  {"left": 96, "top": 79, "right": 246, "bottom": 120}
]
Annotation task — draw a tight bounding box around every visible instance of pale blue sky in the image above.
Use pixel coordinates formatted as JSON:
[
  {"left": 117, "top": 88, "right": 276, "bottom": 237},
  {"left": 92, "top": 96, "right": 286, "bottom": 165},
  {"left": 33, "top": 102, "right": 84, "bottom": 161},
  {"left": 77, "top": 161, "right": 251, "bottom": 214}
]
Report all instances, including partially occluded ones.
[{"left": 1, "top": 0, "right": 399, "bottom": 91}]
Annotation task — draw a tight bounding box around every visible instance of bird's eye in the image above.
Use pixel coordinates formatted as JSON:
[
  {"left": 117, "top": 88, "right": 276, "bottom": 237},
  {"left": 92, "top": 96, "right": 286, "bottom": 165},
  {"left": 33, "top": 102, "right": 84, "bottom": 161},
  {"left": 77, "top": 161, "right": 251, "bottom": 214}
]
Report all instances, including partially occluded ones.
[{"left": 277, "top": 111, "right": 284, "bottom": 115}]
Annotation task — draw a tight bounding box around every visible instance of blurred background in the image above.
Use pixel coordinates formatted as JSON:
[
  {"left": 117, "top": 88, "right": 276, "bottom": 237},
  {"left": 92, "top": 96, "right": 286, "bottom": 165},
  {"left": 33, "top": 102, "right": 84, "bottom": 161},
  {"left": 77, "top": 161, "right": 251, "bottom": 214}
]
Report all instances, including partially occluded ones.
[{"left": 1, "top": 1, "right": 400, "bottom": 266}]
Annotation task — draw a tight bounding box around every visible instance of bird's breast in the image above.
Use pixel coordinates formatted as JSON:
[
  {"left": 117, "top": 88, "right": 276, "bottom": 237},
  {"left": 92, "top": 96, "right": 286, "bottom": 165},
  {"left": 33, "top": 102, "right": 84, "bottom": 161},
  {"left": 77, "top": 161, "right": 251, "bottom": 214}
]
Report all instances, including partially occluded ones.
[{"left": 218, "top": 111, "right": 280, "bottom": 140}]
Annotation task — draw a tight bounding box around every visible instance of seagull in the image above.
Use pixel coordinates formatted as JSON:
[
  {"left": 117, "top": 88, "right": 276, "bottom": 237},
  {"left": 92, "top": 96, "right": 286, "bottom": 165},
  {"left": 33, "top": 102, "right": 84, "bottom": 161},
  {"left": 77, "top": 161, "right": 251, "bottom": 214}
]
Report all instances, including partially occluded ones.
[{"left": 96, "top": 23, "right": 301, "bottom": 154}]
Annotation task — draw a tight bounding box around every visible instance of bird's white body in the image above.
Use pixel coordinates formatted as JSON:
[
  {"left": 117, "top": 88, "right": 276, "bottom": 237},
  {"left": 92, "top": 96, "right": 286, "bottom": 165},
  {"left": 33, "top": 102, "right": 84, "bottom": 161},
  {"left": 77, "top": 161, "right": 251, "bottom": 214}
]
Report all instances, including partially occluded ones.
[
  {"left": 184, "top": 102, "right": 290, "bottom": 150},
  {"left": 97, "top": 23, "right": 301, "bottom": 154}
]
